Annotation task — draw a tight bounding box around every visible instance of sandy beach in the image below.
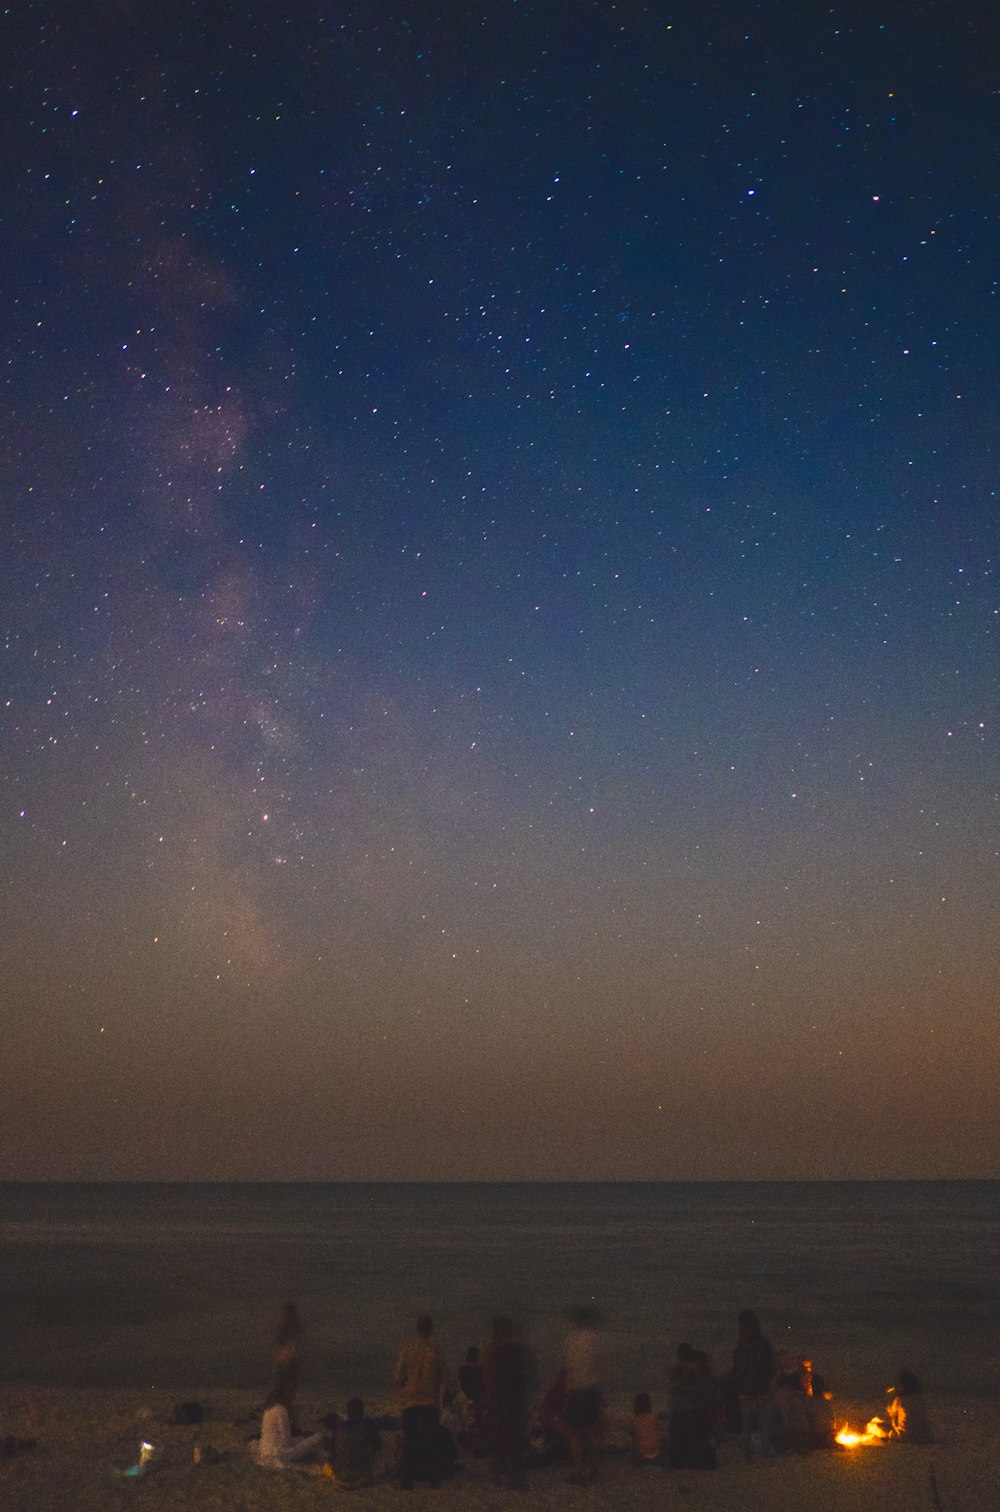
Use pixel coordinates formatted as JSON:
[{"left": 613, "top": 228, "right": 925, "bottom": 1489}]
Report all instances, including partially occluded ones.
[
  {"left": 4, "top": 1186, "right": 998, "bottom": 1510},
  {"left": 0, "top": 1386, "right": 991, "bottom": 1512}
]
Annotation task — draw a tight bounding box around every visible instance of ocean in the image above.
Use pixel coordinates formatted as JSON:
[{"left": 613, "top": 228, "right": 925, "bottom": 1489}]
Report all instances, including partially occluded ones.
[{"left": 1, "top": 1182, "right": 997, "bottom": 1403}]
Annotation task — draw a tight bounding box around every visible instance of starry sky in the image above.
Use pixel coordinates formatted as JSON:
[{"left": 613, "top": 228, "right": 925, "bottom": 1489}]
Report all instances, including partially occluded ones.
[{"left": 2, "top": 0, "right": 996, "bottom": 1181}]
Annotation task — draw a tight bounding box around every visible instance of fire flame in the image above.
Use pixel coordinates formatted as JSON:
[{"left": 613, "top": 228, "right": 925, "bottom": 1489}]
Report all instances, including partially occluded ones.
[{"left": 835, "top": 1416, "right": 890, "bottom": 1448}]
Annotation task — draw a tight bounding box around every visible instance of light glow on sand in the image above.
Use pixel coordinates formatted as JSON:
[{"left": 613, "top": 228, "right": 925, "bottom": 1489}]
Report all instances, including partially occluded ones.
[{"left": 835, "top": 1416, "right": 891, "bottom": 1447}]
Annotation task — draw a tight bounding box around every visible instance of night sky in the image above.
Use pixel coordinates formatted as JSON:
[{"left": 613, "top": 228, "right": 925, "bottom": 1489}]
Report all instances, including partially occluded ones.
[{"left": 2, "top": 0, "right": 996, "bottom": 1181}]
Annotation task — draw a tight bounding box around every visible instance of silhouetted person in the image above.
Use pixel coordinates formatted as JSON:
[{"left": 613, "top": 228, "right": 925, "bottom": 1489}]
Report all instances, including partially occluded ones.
[
  {"left": 731, "top": 1309, "right": 776, "bottom": 1458},
  {"left": 887, "top": 1369, "right": 934, "bottom": 1443},
  {"left": 394, "top": 1314, "right": 448, "bottom": 1488},
  {"left": 772, "top": 1353, "right": 812, "bottom": 1453},
  {"left": 527, "top": 1370, "right": 570, "bottom": 1466},
  {"left": 460, "top": 1345, "right": 485, "bottom": 1401},
  {"left": 807, "top": 1370, "right": 837, "bottom": 1449},
  {"left": 458, "top": 1345, "right": 486, "bottom": 1444},
  {"left": 668, "top": 1343, "right": 717, "bottom": 1468},
  {"left": 328, "top": 1397, "right": 381, "bottom": 1487},
  {"left": 482, "top": 1315, "right": 535, "bottom": 1488}
]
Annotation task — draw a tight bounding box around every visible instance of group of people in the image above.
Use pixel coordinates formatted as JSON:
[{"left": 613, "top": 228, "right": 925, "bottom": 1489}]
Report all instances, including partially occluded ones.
[
  {"left": 724, "top": 1310, "right": 932, "bottom": 1458},
  {"left": 251, "top": 1302, "right": 932, "bottom": 1488}
]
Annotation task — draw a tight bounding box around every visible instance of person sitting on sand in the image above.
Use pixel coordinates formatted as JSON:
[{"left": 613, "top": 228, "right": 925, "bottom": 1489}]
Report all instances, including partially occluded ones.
[
  {"left": 525, "top": 1371, "right": 570, "bottom": 1467},
  {"left": 887, "top": 1369, "right": 934, "bottom": 1444},
  {"left": 254, "top": 1376, "right": 324, "bottom": 1468},
  {"left": 394, "top": 1313, "right": 449, "bottom": 1489},
  {"left": 772, "top": 1354, "right": 811, "bottom": 1453},
  {"left": 458, "top": 1345, "right": 487, "bottom": 1445},
  {"left": 806, "top": 1371, "right": 837, "bottom": 1449},
  {"left": 326, "top": 1398, "right": 382, "bottom": 1487},
  {"left": 668, "top": 1345, "right": 717, "bottom": 1469},
  {"left": 630, "top": 1392, "right": 667, "bottom": 1466}
]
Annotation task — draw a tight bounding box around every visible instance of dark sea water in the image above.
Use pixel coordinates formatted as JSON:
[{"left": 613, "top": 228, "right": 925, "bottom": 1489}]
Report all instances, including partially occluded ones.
[{"left": 1, "top": 1182, "right": 997, "bottom": 1402}]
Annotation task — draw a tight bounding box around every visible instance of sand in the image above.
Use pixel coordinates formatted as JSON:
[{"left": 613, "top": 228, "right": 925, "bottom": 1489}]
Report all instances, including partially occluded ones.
[{"left": 0, "top": 1386, "right": 993, "bottom": 1512}]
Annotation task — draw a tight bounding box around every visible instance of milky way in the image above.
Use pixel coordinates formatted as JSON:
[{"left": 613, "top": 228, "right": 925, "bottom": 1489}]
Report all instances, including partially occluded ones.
[{"left": 2, "top": 0, "right": 996, "bottom": 1178}]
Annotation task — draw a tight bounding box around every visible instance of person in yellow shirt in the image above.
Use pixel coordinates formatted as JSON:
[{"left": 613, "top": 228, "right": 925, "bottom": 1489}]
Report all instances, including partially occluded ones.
[{"left": 394, "top": 1314, "right": 448, "bottom": 1488}]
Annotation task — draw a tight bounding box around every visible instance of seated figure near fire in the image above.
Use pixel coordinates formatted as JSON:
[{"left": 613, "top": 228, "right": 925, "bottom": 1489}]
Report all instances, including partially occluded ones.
[
  {"left": 668, "top": 1345, "right": 717, "bottom": 1469},
  {"left": 887, "top": 1369, "right": 934, "bottom": 1444},
  {"left": 806, "top": 1372, "right": 837, "bottom": 1449},
  {"left": 772, "top": 1355, "right": 811, "bottom": 1453}
]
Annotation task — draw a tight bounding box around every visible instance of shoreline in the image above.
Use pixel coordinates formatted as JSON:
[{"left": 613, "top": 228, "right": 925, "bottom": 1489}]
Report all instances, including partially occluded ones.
[{"left": 1, "top": 1386, "right": 991, "bottom": 1512}]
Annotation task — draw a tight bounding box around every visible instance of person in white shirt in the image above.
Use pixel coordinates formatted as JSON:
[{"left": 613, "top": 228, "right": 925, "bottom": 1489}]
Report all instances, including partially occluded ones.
[
  {"left": 563, "top": 1305, "right": 605, "bottom": 1484},
  {"left": 254, "top": 1377, "right": 323, "bottom": 1469}
]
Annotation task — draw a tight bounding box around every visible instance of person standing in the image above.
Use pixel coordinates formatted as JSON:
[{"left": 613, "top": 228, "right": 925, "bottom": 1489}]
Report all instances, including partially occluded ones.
[
  {"left": 394, "top": 1314, "right": 448, "bottom": 1489},
  {"left": 730, "top": 1309, "right": 776, "bottom": 1458},
  {"left": 482, "top": 1315, "right": 535, "bottom": 1489},
  {"left": 563, "top": 1305, "right": 604, "bottom": 1484}
]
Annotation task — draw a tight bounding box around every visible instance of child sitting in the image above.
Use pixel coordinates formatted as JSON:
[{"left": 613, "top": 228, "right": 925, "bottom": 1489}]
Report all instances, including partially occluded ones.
[
  {"left": 457, "top": 1345, "right": 486, "bottom": 1445},
  {"left": 630, "top": 1392, "right": 666, "bottom": 1466}
]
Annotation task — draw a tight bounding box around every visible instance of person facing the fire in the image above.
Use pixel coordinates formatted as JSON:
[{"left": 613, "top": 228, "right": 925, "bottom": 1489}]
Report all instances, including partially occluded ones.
[{"left": 887, "top": 1369, "right": 934, "bottom": 1443}]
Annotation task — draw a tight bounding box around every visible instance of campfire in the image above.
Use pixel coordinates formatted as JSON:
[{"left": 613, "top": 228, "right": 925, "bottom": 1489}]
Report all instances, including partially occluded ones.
[{"left": 835, "top": 1416, "right": 891, "bottom": 1448}]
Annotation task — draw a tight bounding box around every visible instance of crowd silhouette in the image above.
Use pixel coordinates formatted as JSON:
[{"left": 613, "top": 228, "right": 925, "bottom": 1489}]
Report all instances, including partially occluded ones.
[{"left": 249, "top": 1300, "right": 931, "bottom": 1487}]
